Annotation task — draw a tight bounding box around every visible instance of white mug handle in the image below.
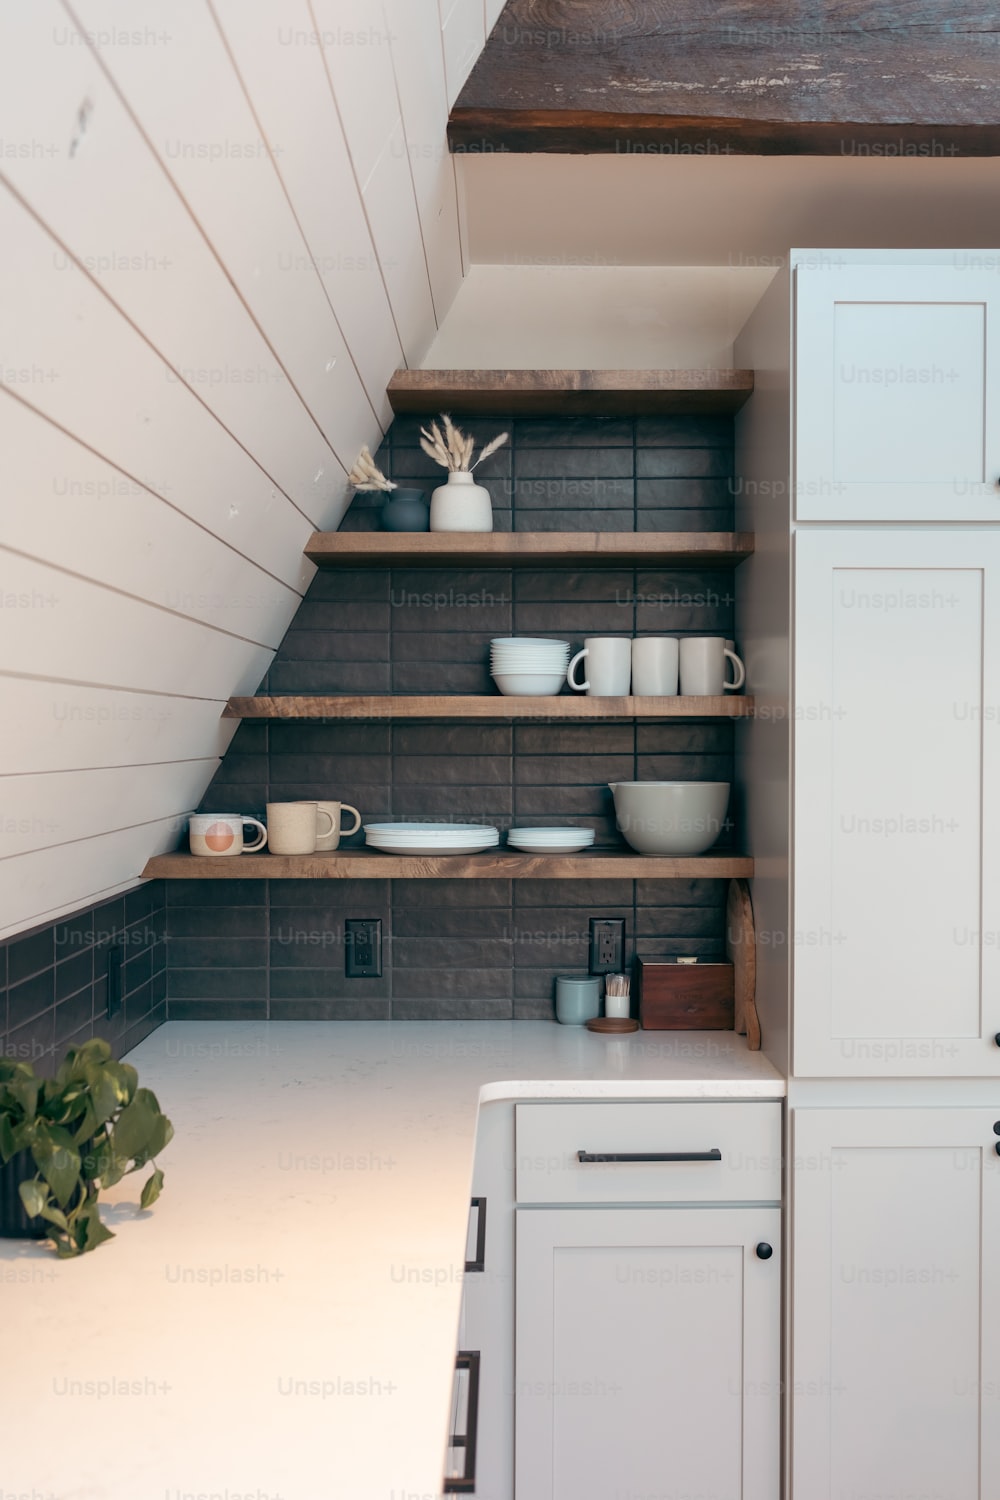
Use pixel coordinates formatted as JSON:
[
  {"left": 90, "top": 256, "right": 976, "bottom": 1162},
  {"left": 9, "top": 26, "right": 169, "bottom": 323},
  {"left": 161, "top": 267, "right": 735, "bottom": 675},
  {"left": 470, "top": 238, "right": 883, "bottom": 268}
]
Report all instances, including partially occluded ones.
[
  {"left": 567, "top": 647, "right": 590, "bottom": 692},
  {"left": 242, "top": 818, "right": 268, "bottom": 852},
  {"left": 316, "top": 808, "right": 336, "bottom": 837},
  {"left": 340, "top": 804, "right": 362, "bottom": 837},
  {"left": 724, "top": 648, "right": 746, "bottom": 692}
]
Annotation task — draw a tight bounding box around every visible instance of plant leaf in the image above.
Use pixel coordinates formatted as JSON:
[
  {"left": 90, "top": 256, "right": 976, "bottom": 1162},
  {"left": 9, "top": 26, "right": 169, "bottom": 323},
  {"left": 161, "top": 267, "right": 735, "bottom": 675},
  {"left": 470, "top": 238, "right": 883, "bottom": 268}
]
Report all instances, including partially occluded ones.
[
  {"left": 109, "top": 1090, "right": 159, "bottom": 1163},
  {"left": 19, "top": 1179, "right": 48, "bottom": 1218},
  {"left": 0, "top": 1113, "right": 17, "bottom": 1163},
  {"left": 32, "top": 1121, "right": 81, "bottom": 1208},
  {"left": 139, "top": 1168, "right": 165, "bottom": 1209},
  {"left": 76, "top": 1196, "right": 114, "bottom": 1253},
  {"left": 38, "top": 1203, "right": 68, "bottom": 1231}
]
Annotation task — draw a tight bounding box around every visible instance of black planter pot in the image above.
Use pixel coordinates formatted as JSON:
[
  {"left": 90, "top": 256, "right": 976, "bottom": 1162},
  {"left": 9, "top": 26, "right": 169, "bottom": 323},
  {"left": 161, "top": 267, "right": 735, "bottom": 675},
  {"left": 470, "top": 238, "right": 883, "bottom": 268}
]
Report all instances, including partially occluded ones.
[{"left": 0, "top": 1150, "right": 47, "bottom": 1239}]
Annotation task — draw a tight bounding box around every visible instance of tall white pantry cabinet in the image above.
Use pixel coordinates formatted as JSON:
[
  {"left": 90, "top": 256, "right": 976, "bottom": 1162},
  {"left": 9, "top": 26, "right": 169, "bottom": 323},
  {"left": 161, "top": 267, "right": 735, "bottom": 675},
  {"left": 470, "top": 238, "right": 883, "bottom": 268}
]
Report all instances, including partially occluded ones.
[{"left": 735, "top": 249, "right": 1000, "bottom": 1500}]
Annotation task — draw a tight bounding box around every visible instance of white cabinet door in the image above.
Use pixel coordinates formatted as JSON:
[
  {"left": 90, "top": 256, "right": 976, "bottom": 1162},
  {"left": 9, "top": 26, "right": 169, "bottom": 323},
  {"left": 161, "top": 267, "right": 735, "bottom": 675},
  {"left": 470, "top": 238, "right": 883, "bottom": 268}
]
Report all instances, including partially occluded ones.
[
  {"left": 792, "top": 1108, "right": 1000, "bottom": 1500},
  {"left": 794, "top": 530, "right": 1000, "bottom": 1076},
  {"left": 515, "top": 1207, "right": 781, "bottom": 1500},
  {"left": 795, "top": 262, "right": 1000, "bottom": 521}
]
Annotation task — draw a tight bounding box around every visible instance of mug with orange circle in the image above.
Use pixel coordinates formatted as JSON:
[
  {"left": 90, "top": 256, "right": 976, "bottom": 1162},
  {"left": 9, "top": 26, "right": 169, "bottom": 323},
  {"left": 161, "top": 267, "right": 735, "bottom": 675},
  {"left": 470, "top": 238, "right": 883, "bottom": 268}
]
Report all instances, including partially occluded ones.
[{"left": 189, "top": 813, "right": 268, "bottom": 857}]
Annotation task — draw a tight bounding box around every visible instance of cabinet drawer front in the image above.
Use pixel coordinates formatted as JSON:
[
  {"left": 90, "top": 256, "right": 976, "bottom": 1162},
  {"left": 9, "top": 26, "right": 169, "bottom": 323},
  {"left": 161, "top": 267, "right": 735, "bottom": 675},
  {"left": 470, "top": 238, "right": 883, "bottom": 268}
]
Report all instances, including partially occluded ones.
[{"left": 515, "top": 1102, "right": 781, "bottom": 1204}]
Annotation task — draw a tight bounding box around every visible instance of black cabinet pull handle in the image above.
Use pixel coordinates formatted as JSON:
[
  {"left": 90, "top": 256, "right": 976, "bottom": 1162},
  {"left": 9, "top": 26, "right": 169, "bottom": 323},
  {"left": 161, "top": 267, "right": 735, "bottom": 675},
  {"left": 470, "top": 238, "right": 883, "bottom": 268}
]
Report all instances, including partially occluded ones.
[
  {"left": 995, "top": 1034, "right": 1000, "bottom": 1047},
  {"left": 444, "top": 1350, "right": 480, "bottom": 1495},
  {"left": 465, "top": 1197, "right": 486, "bottom": 1274},
  {"left": 756, "top": 1243, "right": 774, "bottom": 1260},
  {"left": 993, "top": 1123, "right": 1000, "bottom": 1137},
  {"left": 577, "top": 1149, "right": 722, "bottom": 1163}
]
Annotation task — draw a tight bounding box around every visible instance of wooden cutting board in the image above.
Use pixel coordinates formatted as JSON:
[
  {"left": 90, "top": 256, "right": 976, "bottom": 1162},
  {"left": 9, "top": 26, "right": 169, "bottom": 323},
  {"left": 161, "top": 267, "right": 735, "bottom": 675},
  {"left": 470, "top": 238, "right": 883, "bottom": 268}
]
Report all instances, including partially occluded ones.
[{"left": 726, "top": 878, "right": 760, "bottom": 1051}]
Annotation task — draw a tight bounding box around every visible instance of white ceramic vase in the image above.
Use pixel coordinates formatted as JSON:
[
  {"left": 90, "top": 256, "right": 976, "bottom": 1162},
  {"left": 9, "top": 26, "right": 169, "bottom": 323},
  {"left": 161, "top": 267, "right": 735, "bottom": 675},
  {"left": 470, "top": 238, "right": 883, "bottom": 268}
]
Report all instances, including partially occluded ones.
[{"left": 429, "top": 470, "right": 493, "bottom": 533}]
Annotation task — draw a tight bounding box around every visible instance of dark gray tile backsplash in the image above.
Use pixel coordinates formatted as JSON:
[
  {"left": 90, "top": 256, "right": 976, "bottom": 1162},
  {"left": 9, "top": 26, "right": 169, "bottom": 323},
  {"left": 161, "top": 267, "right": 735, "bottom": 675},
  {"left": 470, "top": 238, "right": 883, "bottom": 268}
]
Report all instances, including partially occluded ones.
[
  {"left": 0, "top": 885, "right": 167, "bottom": 1072},
  {"left": 176, "top": 412, "right": 741, "bottom": 1022}
]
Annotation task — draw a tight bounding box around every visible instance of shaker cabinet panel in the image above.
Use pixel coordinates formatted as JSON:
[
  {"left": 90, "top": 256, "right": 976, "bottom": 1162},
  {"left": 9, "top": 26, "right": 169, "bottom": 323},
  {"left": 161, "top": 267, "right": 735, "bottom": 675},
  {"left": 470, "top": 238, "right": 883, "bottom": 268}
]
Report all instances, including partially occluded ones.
[
  {"left": 795, "top": 264, "right": 1000, "bottom": 521},
  {"left": 515, "top": 1207, "right": 781, "bottom": 1500},
  {"left": 792, "top": 1108, "right": 1000, "bottom": 1500},
  {"left": 793, "top": 530, "right": 1000, "bottom": 1076}
]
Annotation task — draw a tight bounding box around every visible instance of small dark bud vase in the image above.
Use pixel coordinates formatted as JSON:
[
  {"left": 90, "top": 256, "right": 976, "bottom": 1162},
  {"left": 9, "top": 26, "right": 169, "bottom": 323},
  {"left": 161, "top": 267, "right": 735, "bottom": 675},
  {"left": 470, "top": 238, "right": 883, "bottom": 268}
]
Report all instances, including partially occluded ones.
[{"left": 379, "top": 487, "right": 430, "bottom": 532}]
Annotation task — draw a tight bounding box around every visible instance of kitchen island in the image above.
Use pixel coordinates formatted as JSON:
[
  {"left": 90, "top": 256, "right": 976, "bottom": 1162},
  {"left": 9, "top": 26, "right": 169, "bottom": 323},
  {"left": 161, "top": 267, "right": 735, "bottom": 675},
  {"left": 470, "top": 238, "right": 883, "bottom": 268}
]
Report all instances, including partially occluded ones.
[{"left": 1, "top": 1021, "right": 783, "bottom": 1500}]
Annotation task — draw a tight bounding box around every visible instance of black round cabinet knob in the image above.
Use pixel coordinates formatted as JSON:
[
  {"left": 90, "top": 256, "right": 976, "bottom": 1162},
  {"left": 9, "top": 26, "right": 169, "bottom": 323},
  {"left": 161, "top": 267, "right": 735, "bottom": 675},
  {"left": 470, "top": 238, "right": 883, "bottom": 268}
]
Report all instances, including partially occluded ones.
[
  {"left": 993, "top": 1122, "right": 1000, "bottom": 1137},
  {"left": 755, "top": 1243, "right": 773, "bottom": 1260}
]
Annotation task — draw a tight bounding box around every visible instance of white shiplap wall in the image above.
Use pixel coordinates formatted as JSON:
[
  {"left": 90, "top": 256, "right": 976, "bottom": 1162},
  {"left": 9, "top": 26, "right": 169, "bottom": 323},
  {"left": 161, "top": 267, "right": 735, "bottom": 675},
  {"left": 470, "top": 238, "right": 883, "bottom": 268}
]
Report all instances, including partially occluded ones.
[{"left": 0, "top": 0, "right": 479, "bottom": 939}]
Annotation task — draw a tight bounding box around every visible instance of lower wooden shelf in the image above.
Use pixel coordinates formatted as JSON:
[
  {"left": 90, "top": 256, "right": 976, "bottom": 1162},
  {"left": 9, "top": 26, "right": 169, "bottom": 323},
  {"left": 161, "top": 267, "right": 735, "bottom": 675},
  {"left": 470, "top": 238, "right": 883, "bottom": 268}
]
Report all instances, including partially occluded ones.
[
  {"left": 224, "top": 695, "right": 755, "bottom": 720},
  {"left": 142, "top": 851, "right": 753, "bottom": 880}
]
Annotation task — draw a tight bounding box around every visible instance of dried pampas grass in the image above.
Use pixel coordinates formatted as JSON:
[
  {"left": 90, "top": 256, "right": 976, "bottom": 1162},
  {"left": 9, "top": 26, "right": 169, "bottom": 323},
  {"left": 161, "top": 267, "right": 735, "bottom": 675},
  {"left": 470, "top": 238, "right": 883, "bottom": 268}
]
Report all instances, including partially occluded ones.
[
  {"left": 348, "top": 446, "right": 396, "bottom": 493},
  {"left": 419, "top": 414, "right": 509, "bottom": 473}
]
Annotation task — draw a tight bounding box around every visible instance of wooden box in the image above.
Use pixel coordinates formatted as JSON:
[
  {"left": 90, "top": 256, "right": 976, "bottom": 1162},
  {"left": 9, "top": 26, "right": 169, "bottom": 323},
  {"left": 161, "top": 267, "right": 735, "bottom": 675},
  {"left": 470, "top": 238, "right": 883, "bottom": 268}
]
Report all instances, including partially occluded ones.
[{"left": 637, "top": 958, "right": 735, "bottom": 1030}]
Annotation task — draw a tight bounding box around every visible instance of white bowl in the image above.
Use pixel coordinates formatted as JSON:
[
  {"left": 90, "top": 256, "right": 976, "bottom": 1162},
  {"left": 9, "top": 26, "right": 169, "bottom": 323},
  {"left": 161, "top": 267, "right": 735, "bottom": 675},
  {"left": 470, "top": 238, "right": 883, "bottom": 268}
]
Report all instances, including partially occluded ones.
[
  {"left": 607, "top": 781, "right": 731, "bottom": 856},
  {"left": 492, "top": 671, "right": 566, "bottom": 696}
]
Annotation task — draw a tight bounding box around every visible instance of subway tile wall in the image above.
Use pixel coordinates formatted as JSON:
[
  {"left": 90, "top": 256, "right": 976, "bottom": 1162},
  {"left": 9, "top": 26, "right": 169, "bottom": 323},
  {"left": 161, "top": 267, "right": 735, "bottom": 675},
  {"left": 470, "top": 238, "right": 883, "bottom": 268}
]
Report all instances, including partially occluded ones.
[
  {"left": 177, "top": 414, "right": 740, "bottom": 1020},
  {"left": 0, "top": 883, "right": 167, "bottom": 1072}
]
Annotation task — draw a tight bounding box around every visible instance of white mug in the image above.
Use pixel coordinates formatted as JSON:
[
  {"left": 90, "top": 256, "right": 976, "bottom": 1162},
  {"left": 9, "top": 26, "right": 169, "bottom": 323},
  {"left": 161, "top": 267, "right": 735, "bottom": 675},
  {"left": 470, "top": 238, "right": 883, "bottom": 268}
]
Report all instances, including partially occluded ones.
[
  {"left": 679, "top": 637, "right": 746, "bottom": 696},
  {"left": 566, "top": 638, "right": 632, "bottom": 697},
  {"left": 631, "top": 637, "right": 679, "bottom": 696},
  {"left": 314, "top": 800, "right": 362, "bottom": 852},
  {"left": 189, "top": 813, "right": 267, "bottom": 857},
  {"left": 266, "top": 801, "right": 335, "bottom": 856}
]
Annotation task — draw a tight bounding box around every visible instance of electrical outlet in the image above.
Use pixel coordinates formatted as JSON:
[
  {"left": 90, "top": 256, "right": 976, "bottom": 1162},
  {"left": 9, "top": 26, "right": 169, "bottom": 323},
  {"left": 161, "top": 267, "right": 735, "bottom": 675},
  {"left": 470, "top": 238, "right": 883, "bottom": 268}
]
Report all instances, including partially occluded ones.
[
  {"left": 589, "top": 917, "right": 625, "bottom": 975},
  {"left": 105, "top": 945, "right": 123, "bottom": 1019},
  {"left": 345, "top": 918, "right": 382, "bottom": 978}
]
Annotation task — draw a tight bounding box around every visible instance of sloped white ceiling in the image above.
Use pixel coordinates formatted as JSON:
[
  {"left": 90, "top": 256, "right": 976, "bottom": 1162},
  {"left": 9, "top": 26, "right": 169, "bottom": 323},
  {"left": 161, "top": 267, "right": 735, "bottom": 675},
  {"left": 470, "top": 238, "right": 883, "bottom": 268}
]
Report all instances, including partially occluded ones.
[{"left": 0, "top": 0, "right": 484, "bottom": 939}]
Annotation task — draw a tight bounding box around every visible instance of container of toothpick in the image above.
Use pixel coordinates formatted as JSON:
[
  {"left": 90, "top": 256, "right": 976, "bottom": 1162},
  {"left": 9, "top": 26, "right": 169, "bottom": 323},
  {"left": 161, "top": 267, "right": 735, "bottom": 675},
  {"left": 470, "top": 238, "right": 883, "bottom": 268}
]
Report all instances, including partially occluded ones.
[{"left": 604, "top": 973, "right": 631, "bottom": 1019}]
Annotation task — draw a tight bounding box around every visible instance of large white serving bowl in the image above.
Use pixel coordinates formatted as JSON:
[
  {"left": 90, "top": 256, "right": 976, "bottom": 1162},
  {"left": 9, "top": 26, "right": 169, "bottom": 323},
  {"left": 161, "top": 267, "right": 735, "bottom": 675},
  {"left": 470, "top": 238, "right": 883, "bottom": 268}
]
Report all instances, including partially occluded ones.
[
  {"left": 607, "top": 781, "right": 731, "bottom": 856},
  {"left": 492, "top": 670, "right": 566, "bottom": 696}
]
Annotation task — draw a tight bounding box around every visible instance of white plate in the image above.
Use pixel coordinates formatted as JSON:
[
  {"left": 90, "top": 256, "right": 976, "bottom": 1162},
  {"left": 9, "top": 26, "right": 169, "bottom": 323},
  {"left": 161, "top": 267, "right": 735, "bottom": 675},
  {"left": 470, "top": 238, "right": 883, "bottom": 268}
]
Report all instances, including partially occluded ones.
[
  {"left": 508, "top": 827, "right": 596, "bottom": 841},
  {"left": 491, "top": 638, "right": 570, "bottom": 649},
  {"left": 366, "top": 838, "right": 500, "bottom": 856},
  {"left": 364, "top": 828, "right": 497, "bottom": 840},
  {"left": 507, "top": 834, "right": 596, "bottom": 853}
]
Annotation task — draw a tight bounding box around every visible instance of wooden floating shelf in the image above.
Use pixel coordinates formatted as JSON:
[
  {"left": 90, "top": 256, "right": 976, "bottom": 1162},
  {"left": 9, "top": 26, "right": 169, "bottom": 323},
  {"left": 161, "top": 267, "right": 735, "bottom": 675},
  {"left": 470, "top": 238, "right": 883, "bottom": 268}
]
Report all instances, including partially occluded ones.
[
  {"left": 449, "top": 1, "right": 1000, "bottom": 157},
  {"left": 305, "top": 532, "right": 754, "bottom": 568},
  {"left": 142, "top": 851, "right": 753, "bottom": 881},
  {"left": 386, "top": 369, "right": 754, "bottom": 417},
  {"left": 225, "top": 694, "right": 755, "bottom": 721}
]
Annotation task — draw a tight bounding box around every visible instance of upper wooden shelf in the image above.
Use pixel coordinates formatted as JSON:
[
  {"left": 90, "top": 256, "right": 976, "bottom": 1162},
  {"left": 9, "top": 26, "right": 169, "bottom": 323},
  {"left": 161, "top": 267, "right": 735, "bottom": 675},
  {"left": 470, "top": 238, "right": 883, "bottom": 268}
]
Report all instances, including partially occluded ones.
[
  {"left": 142, "top": 851, "right": 753, "bottom": 881},
  {"left": 225, "top": 694, "right": 754, "bottom": 720},
  {"left": 450, "top": 0, "right": 1000, "bottom": 156},
  {"left": 305, "top": 532, "right": 753, "bottom": 568},
  {"left": 386, "top": 369, "right": 754, "bottom": 417}
]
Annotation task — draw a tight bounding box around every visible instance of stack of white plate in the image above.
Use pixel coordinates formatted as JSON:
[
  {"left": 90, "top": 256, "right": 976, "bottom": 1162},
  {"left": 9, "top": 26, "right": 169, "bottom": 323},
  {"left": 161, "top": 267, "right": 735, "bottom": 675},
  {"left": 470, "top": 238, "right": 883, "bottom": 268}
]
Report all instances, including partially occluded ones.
[
  {"left": 490, "top": 637, "right": 571, "bottom": 697},
  {"left": 506, "top": 827, "right": 597, "bottom": 854},
  {"left": 364, "top": 822, "right": 500, "bottom": 856}
]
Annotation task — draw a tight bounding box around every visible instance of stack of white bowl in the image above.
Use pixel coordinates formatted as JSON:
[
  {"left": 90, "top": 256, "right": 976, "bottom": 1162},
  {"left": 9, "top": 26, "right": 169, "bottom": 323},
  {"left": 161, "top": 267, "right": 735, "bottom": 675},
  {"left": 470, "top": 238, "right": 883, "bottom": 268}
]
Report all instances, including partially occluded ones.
[
  {"left": 491, "top": 637, "right": 570, "bottom": 697},
  {"left": 507, "top": 827, "right": 596, "bottom": 853},
  {"left": 364, "top": 822, "right": 500, "bottom": 855}
]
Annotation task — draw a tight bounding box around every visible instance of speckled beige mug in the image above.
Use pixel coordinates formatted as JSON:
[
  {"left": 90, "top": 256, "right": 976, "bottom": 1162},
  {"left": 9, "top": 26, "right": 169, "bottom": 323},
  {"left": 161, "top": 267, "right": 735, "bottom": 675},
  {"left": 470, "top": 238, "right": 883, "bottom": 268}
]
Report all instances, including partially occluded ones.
[
  {"left": 314, "top": 800, "right": 362, "bottom": 852},
  {"left": 266, "top": 801, "right": 335, "bottom": 856}
]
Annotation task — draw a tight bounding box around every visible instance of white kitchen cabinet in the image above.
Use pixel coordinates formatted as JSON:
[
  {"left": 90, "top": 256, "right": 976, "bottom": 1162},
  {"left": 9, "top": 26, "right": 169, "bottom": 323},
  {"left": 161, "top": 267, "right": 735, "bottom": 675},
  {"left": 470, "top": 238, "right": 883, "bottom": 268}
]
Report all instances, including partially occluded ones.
[
  {"left": 515, "top": 1206, "right": 781, "bottom": 1500},
  {"left": 795, "top": 260, "right": 1000, "bottom": 522},
  {"left": 791, "top": 1107, "right": 1000, "bottom": 1500},
  {"left": 513, "top": 1101, "right": 782, "bottom": 1500},
  {"left": 793, "top": 528, "right": 1000, "bottom": 1077}
]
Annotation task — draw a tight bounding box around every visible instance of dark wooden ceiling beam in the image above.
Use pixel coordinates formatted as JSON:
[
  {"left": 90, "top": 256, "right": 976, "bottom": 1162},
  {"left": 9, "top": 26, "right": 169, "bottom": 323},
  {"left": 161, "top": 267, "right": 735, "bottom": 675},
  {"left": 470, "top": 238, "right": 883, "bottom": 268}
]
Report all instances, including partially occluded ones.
[{"left": 450, "top": 0, "right": 1000, "bottom": 156}]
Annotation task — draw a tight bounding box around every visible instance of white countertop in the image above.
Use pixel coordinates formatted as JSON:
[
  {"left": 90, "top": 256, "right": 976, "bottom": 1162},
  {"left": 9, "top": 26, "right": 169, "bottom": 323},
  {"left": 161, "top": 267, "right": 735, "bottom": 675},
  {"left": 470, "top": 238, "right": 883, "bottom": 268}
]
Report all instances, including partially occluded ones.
[{"left": 1, "top": 1021, "right": 783, "bottom": 1500}]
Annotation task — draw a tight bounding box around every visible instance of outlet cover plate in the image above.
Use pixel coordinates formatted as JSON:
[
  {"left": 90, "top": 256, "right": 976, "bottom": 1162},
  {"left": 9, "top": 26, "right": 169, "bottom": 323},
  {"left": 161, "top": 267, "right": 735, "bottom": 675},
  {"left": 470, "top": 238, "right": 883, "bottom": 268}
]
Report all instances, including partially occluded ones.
[
  {"left": 345, "top": 918, "right": 382, "bottom": 978},
  {"left": 589, "top": 917, "right": 625, "bottom": 976}
]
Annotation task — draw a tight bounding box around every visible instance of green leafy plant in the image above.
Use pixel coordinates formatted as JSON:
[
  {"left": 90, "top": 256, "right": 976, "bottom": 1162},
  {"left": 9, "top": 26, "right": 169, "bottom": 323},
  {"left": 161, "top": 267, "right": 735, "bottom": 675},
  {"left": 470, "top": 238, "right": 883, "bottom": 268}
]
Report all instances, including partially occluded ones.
[{"left": 0, "top": 1038, "right": 173, "bottom": 1258}]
